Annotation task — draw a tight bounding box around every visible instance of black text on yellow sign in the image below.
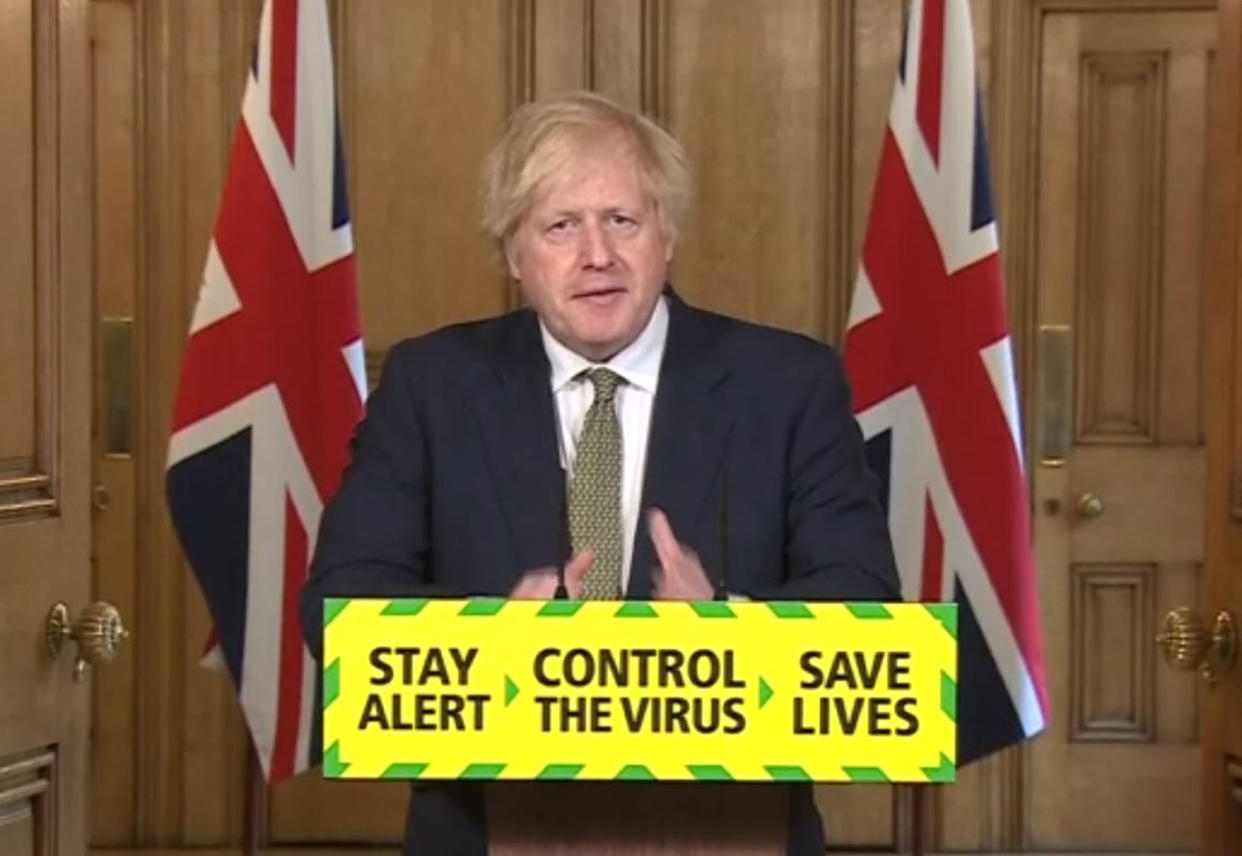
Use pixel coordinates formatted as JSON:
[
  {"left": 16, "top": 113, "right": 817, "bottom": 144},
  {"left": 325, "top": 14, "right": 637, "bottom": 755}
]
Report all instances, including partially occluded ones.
[{"left": 322, "top": 599, "right": 957, "bottom": 783}]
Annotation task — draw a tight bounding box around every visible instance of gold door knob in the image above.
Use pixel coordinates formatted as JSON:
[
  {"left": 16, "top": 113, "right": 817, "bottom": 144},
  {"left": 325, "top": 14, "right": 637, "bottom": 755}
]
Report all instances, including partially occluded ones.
[
  {"left": 47, "top": 601, "right": 129, "bottom": 680},
  {"left": 1076, "top": 492, "right": 1104, "bottom": 518},
  {"left": 1155, "top": 607, "right": 1236, "bottom": 683}
]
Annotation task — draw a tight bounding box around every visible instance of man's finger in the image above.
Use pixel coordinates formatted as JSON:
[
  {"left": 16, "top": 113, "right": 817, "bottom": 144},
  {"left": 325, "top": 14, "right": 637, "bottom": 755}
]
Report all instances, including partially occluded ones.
[
  {"left": 647, "top": 508, "right": 683, "bottom": 570},
  {"left": 565, "top": 549, "right": 595, "bottom": 584},
  {"left": 510, "top": 570, "right": 556, "bottom": 599}
]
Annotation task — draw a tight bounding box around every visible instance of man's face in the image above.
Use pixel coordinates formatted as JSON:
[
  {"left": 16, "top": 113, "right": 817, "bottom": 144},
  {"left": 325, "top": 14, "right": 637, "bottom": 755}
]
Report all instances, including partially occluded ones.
[{"left": 507, "top": 134, "right": 673, "bottom": 362}]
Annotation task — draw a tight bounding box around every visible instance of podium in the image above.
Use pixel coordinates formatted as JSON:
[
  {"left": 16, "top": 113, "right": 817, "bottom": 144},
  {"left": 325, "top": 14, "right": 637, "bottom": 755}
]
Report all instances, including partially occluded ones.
[
  {"left": 322, "top": 597, "right": 957, "bottom": 853},
  {"left": 486, "top": 781, "right": 786, "bottom": 855}
]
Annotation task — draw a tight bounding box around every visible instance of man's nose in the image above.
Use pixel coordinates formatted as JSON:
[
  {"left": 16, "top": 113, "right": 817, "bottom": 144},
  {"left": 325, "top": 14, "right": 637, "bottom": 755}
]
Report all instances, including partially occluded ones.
[{"left": 579, "top": 220, "right": 615, "bottom": 269}]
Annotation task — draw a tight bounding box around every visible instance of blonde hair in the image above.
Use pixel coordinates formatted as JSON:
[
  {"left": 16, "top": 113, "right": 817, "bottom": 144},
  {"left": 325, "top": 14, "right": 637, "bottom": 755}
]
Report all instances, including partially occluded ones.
[{"left": 481, "top": 91, "right": 691, "bottom": 252}]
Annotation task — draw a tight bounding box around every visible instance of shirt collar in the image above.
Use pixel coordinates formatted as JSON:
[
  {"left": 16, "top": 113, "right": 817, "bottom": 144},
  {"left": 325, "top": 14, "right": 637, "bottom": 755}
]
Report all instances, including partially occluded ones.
[{"left": 541, "top": 296, "right": 669, "bottom": 394}]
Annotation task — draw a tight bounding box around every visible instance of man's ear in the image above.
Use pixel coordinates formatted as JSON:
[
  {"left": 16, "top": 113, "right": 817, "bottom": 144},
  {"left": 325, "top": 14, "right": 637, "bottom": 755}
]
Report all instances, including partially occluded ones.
[{"left": 505, "top": 236, "right": 522, "bottom": 281}]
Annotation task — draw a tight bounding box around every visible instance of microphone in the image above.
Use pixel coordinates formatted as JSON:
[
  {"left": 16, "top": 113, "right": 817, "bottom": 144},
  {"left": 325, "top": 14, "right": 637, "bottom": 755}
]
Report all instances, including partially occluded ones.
[
  {"left": 555, "top": 472, "right": 570, "bottom": 600},
  {"left": 714, "top": 465, "right": 729, "bottom": 601}
]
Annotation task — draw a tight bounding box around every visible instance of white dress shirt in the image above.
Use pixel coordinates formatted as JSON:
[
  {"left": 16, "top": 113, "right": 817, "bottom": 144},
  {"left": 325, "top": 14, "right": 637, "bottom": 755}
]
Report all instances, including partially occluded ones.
[{"left": 540, "top": 297, "right": 669, "bottom": 589}]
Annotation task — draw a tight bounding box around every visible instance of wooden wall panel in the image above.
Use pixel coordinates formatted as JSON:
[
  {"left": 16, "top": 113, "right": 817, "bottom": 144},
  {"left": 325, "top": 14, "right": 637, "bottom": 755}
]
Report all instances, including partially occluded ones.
[
  {"left": 0, "top": 751, "right": 52, "bottom": 856},
  {"left": 1076, "top": 54, "right": 1164, "bottom": 443},
  {"left": 1160, "top": 49, "right": 1210, "bottom": 446},
  {"left": 1, "top": 0, "right": 93, "bottom": 850},
  {"left": 665, "top": 0, "right": 841, "bottom": 340},
  {"left": 0, "top": 0, "right": 35, "bottom": 471},
  {"left": 341, "top": 0, "right": 512, "bottom": 358},
  {"left": 850, "top": 0, "right": 903, "bottom": 336},
  {"left": 591, "top": 0, "right": 644, "bottom": 109},
  {"left": 532, "top": 0, "right": 590, "bottom": 94},
  {"left": 1071, "top": 565, "right": 1155, "bottom": 739},
  {"left": 90, "top": 1, "right": 138, "bottom": 845}
]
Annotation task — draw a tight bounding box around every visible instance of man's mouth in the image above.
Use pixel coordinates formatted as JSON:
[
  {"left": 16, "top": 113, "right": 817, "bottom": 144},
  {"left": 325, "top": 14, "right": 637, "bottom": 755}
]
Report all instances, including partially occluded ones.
[{"left": 572, "top": 286, "right": 626, "bottom": 303}]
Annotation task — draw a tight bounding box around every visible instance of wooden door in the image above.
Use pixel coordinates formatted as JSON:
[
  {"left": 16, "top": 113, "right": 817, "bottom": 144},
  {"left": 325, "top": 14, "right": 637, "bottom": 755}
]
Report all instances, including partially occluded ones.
[
  {"left": 1203, "top": 0, "right": 1242, "bottom": 851},
  {"left": 0, "top": 0, "right": 94, "bottom": 854},
  {"left": 1028, "top": 7, "right": 1214, "bottom": 851}
]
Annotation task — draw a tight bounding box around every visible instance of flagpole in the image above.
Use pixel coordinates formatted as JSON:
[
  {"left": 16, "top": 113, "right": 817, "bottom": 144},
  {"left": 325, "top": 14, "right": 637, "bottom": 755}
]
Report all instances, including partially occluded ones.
[
  {"left": 243, "top": 740, "right": 263, "bottom": 856},
  {"left": 896, "top": 6, "right": 927, "bottom": 855}
]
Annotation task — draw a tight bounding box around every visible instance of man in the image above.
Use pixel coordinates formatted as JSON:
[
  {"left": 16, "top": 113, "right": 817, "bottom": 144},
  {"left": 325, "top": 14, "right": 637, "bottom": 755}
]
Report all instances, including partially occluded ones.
[{"left": 301, "top": 91, "right": 898, "bottom": 854}]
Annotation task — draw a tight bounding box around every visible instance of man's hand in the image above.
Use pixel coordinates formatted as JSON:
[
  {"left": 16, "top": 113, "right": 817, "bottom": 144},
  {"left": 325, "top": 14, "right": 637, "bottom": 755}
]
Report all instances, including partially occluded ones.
[
  {"left": 509, "top": 550, "right": 594, "bottom": 599},
  {"left": 648, "top": 509, "right": 715, "bottom": 600}
]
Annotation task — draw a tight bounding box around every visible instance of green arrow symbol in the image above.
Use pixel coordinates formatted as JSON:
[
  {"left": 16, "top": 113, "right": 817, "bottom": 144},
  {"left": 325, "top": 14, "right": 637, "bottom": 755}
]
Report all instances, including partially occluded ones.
[
  {"left": 758, "top": 677, "right": 774, "bottom": 709},
  {"left": 505, "top": 675, "right": 520, "bottom": 706}
]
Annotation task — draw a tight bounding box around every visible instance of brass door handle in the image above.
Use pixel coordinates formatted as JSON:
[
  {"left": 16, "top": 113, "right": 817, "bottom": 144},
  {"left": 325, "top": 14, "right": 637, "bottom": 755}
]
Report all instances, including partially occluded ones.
[
  {"left": 1076, "top": 492, "right": 1104, "bottom": 518},
  {"left": 1155, "top": 607, "right": 1236, "bottom": 683},
  {"left": 92, "top": 483, "right": 111, "bottom": 512},
  {"left": 47, "top": 601, "right": 129, "bottom": 681}
]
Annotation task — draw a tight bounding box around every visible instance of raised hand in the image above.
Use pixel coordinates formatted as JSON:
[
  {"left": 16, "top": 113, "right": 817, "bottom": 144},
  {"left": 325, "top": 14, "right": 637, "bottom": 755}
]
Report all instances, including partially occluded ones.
[
  {"left": 648, "top": 509, "right": 714, "bottom": 601},
  {"left": 509, "top": 549, "right": 595, "bottom": 599}
]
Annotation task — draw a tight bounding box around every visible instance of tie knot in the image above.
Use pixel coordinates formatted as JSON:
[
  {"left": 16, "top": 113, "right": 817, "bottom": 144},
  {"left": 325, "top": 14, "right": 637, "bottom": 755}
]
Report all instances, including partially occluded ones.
[{"left": 583, "top": 367, "right": 623, "bottom": 403}]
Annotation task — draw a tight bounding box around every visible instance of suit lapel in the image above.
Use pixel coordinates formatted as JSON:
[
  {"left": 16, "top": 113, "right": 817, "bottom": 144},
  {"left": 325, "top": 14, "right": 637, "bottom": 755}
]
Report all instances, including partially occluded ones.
[
  {"left": 627, "top": 297, "right": 733, "bottom": 598},
  {"left": 474, "top": 312, "right": 565, "bottom": 583}
]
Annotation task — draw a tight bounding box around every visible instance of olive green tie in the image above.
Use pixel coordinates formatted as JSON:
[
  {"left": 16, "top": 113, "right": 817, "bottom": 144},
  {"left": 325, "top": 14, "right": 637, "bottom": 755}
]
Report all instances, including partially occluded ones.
[{"left": 569, "top": 368, "right": 624, "bottom": 599}]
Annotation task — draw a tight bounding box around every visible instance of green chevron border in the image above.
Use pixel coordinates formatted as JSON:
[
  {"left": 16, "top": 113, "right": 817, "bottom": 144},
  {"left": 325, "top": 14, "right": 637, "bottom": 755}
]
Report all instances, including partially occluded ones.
[
  {"left": 689, "top": 601, "right": 735, "bottom": 618},
  {"left": 323, "top": 659, "right": 341, "bottom": 708},
  {"left": 846, "top": 603, "right": 893, "bottom": 620},
  {"left": 381, "top": 762, "right": 428, "bottom": 779},
  {"left": 323, "top": 741, "right": 349, "bottom": 777},
  {"left": 459, "top": 598, "right": 506, "bottom": 616},
  {"left": 461, "top": 762, "right": 506, "bottom": 779},
  {"left": 537, "top": 763, "right": 584, "bottom": 780},
  {"left": 346, "top": 759, "right": 956, "bottom": 782},
  {"left": 765, "top": 764, "right": 812, "bottom": 781},
  {"left": 922, "top": 602, "right": 958, "bottom": 638},
  {"left": 921, "top": 753, "right": 955, "bottom": 783},
  {"left": 687, "top": 764, "right": 732, "bottom": 780},
  {"left": 615, "top": 764, "right": 656, "bottom": 780},
  {"left": 766, "top": 602, "right": 813, "bottom": 618},
  {"left": 537, "top": 600, "right": 583, "bottom": 617},
  {"left": 380, "top": 598, "right": 429, "bottom": 616},
  {"left": 323, "top": 597, "right": 350, "bottom": 628},
  {"left": 615, "top": 602, "right": 658, "bottom": 617},
  {"left": 941, "top": 670, "right": 957, "bottom": 721}
]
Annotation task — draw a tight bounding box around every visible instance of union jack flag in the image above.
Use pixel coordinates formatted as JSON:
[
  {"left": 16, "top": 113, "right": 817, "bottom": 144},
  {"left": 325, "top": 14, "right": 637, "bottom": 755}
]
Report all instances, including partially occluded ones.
[
  {"left": 166, "top": 0, "right": 365, "bottom": 782},
  {"left": 843, "top": 0, "right": 1048, "bottom": 762}
]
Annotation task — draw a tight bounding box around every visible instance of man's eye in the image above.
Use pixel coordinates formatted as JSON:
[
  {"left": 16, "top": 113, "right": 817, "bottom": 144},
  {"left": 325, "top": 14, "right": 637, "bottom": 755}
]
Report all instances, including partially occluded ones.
[
  {"left": 609, "top": 214, "right": 636, "bottom": 227},
  {"left": 547, "top": 219, "right": 573, "bottom": 234}
]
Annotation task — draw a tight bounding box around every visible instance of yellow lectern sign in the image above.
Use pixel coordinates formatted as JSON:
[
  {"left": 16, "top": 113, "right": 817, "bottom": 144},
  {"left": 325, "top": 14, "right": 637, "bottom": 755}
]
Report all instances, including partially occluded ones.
[{"left": 322, "top": 598, "right": 956, "bottom": 783}]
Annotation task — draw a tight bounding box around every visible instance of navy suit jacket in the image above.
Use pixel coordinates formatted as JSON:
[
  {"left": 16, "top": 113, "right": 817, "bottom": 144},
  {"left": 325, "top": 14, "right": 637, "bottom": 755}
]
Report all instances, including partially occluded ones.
[{"left": 301, "top": 293, "right": 899, "bottom": 854}]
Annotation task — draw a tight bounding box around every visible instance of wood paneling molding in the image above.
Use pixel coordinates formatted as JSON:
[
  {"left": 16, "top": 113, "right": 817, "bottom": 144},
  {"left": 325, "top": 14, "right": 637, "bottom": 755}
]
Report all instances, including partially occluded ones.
[
  {"left": 90, "top": 2, "right": 139, "bottom": 842},
  {"left": 531, "top": 0, "right": 589, "bottom": 96},
  {"left": 0, "top": 0, "right": 62, "bottom": 523},
  {"left": 507, "top": 0, "right": 535, "bottom": 110},
  {"left": 1071, "top": 564, "right": 1156, "bottom": 740},
  {"left": 0, "top": 749, "right": 53, "bottom": 856},
  {"left": 640, "top": 0, "right": 668, "bottom": 121},
  {"left": 136, "top": 0, "right": 191, "bottom": 841},
  {"left": 1075, "top": 53, "right": 1165, "bottom": 444}
]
